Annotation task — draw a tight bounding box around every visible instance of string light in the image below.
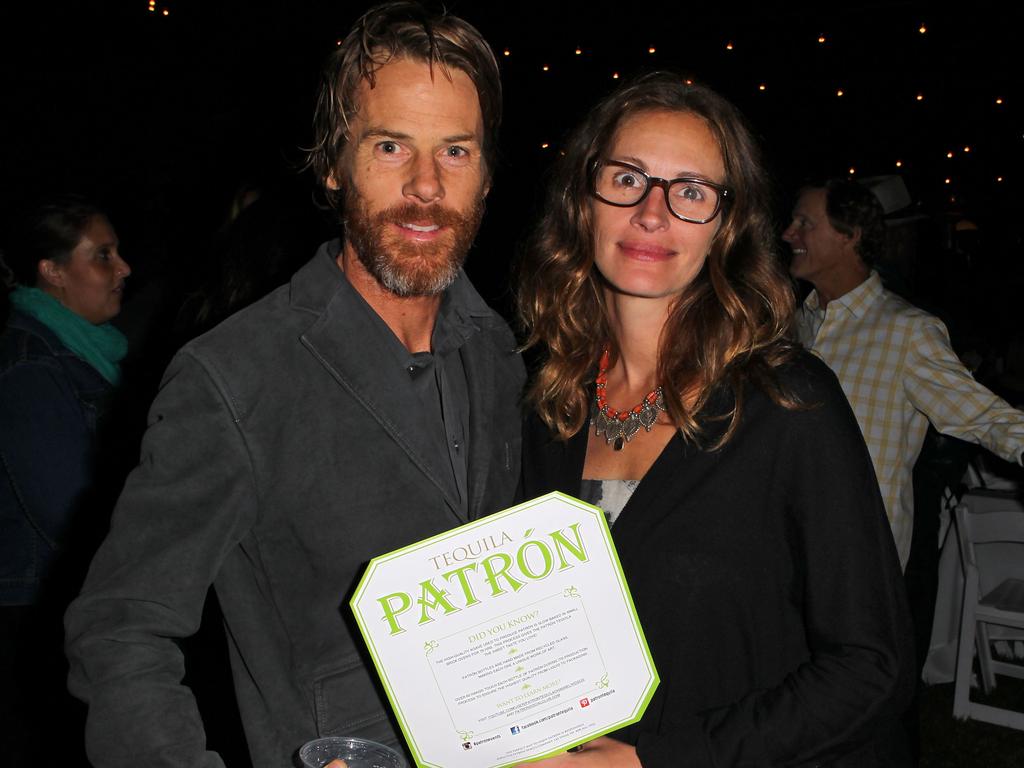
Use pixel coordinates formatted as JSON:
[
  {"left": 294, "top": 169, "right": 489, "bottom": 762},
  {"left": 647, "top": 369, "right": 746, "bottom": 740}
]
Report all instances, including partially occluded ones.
[{"left": 122, "top": 12, "right": 1007, "bottom": 202}]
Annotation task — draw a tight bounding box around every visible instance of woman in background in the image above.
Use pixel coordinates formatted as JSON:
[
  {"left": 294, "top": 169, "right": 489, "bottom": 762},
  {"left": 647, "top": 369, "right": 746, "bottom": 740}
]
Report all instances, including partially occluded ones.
[
  {"left": 517, "top": 73, "right": 913, "bottom": 766},
  {"left": 0, "top": 195, "right": 130, "bottom": 766}
]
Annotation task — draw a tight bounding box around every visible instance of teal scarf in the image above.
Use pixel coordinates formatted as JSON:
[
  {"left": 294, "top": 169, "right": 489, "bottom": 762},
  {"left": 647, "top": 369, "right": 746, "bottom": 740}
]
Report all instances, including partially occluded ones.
[{"left": 10, "top": 286, "right": 127, "bottom": 385}]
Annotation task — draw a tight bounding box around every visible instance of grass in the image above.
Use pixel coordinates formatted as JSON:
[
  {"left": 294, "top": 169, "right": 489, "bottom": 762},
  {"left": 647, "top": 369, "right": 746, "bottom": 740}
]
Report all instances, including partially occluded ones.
[{"left": 919, "top": 674, "right": 1024, "bottom": 767}]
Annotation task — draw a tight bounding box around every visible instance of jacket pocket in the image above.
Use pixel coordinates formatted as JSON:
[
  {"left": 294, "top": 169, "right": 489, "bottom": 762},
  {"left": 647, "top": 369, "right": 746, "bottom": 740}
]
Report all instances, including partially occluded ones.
[{"left": 313, "top": 656, "right": 403, "bottom": 748}]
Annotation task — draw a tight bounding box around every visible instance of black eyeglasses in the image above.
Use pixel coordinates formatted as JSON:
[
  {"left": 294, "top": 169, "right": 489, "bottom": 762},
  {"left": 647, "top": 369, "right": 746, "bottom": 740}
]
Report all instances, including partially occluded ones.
[{"left": 590, "top": 159, "right": 733, "bottom": 224}]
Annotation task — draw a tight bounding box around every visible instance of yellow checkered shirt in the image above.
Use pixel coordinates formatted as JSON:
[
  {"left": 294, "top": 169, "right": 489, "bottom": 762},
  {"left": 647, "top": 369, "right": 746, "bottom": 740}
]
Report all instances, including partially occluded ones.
[{"left": 796, "top": 272, "right": 1024, "bottom": 569}]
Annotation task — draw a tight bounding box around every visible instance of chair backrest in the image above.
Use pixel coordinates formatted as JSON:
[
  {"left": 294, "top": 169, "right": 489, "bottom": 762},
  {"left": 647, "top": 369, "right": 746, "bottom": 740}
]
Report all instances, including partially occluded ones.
[
  {"left": 961, "top": 489, "right": 1024, "bottom": 514},
  {"left": 955, "top": 502, "right": 1024, "bottom": 573}
]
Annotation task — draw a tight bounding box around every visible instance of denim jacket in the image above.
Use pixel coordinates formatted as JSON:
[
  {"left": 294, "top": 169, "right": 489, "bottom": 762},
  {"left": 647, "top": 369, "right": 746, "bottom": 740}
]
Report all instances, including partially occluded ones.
[{"left": 0, "top": 309, "right": 112, "bottom": 605}]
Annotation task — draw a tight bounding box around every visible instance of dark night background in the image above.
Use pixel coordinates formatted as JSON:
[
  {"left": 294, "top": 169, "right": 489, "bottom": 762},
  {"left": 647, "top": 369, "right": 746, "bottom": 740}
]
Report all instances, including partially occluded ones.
[
  {"left": 2, "top": 2, "right": 1023, "bottom": 763},
  {"left": 2, "top": 0, "right": 1022, "bottom": 329}
]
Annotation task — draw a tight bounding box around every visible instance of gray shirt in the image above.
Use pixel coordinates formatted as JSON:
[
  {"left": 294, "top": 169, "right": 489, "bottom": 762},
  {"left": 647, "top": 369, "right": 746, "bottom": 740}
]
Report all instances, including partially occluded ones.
[{"left": 387, "top": 295, "right": 473, "bottom": 518}]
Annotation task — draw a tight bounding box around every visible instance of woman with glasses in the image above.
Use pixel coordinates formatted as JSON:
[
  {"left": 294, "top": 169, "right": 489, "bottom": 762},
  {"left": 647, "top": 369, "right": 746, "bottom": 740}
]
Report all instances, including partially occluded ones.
[{"left": 517, "top": 73, "right": 913, "bottom": 766}]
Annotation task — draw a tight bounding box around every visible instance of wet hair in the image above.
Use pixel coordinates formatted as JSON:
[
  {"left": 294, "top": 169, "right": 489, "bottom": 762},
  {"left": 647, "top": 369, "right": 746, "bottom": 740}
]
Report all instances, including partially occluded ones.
[
  {"left": 808, "top": 178, "right": 886, "bottom": 266},
  {"left": 518, "top": 72, "right": 799, "bottom": 448},
  {"left": 307, "top": 1, "right": 502, "bottom": 209},
  {"left": 1, "top": 195, "right": 106, "bottom": 288}
]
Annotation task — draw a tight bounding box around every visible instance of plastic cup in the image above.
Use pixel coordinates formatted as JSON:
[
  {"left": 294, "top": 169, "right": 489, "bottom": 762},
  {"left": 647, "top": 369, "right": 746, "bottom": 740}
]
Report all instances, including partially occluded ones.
[{"left": 298, "top": 736, "right": 407, "bottom": 768}]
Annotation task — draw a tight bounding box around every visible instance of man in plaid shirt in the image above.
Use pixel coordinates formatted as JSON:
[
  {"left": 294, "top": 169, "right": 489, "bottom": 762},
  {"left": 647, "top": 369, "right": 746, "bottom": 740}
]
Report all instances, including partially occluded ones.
[{"left": 783, "top": 178, "right": 1024, "bottom": 571}]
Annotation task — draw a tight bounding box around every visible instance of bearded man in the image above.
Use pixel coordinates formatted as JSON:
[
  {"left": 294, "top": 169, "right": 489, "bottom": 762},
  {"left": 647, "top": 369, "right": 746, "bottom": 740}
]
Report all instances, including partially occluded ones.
[{"left": 64, "top": 4, "right": 523, "bottom": 767}]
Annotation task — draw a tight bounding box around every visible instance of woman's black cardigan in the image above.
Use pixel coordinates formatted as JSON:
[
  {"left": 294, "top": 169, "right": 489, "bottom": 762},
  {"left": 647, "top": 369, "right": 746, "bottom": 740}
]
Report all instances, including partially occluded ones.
[{"left": 521, "top": 352, "right": 914, "bottom": 767}]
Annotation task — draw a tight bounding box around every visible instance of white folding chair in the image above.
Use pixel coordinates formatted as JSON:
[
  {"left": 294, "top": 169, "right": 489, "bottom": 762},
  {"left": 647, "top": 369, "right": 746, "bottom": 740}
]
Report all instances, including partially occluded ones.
[{"left": 952, "top": 502, "right": 1024, "bottom": 730}]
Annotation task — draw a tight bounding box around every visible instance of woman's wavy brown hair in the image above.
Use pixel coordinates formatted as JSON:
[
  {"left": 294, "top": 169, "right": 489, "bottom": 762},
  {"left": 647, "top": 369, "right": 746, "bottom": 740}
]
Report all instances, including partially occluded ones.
[{"left": 518, "top": 72, "right": 799, "bottom": 449}]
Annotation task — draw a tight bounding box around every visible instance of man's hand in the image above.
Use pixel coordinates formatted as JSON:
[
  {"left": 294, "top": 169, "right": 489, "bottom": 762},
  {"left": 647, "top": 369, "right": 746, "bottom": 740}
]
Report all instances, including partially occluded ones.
[{"left": 512, "top": 737, "right": 641, "bottom": 767}]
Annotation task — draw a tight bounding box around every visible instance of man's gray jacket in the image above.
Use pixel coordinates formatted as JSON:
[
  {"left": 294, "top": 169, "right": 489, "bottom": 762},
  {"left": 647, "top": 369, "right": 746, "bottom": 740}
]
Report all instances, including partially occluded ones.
[{"left": 65, "top": 245, "right": 525, "bottom": 767}]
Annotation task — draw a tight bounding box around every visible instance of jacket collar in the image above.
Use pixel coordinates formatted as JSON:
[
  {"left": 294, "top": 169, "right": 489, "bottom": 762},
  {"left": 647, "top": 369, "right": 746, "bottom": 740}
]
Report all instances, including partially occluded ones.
[
  {"left": 4, "top": 309, "right": 111, "bottom": 396},
  {"left": 292, "top": 241, "right": 499, "bottom": 524},
  {"left": 288, "top": 240, "right": 495, "bottom": 322}
]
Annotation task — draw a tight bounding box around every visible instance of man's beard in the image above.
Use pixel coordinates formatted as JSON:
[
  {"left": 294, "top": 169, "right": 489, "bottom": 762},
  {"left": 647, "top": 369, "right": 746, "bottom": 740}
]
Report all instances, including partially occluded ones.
[{"left": 344, "top": 186, "right": 484, "bottom": 297}]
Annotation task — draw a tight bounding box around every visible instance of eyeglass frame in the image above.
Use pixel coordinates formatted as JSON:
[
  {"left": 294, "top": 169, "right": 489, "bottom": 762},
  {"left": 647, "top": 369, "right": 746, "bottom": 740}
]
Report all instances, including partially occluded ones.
[{"left": 588, "top": 159, "right": 734, "bottom": 224}]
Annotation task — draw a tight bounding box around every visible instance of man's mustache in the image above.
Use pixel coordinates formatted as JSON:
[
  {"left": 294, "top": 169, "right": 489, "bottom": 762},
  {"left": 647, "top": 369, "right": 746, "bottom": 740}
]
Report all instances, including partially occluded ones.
[{"left": 374, "top": 202, "right": 472, "bottom": 228}]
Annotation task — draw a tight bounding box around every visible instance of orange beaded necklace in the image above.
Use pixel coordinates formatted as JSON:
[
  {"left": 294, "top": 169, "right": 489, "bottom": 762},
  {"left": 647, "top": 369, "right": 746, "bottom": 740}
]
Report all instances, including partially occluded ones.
[{"left": 592, "top": 347, "right": 666, "bottom": 451}]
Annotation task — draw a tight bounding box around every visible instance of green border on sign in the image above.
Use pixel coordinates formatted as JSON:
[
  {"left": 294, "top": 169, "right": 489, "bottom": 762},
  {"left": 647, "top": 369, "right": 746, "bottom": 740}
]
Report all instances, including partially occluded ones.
[{"left": 350, "top": 491, "right": 659, "bottom": 768}]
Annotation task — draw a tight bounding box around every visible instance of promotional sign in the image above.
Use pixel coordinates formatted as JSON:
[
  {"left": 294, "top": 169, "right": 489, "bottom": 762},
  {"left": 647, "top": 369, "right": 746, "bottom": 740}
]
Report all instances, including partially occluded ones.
[{"left": 350, "top": 492, "right": 659, "bottom": 767}]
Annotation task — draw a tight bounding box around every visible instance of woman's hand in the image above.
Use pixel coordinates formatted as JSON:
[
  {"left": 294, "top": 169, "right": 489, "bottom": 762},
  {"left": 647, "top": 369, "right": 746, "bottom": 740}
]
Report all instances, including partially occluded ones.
[{"left": 513, "top": 737, "right": 641, "bottom": 767}]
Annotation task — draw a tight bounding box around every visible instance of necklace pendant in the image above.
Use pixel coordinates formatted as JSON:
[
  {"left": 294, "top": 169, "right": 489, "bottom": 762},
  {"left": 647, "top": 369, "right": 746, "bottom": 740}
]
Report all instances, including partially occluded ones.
[
  {"left": 592, "top": 344, "right": 667, "bottom": 451},
  {"left": 638, "top": 404, "right": 658, "bottom": 430},
  {"left": 622, "top": 416, "right": 642, "bottom": 443},
  {"left": 604, "top": 418, "right": 624, "bottom": 445}
]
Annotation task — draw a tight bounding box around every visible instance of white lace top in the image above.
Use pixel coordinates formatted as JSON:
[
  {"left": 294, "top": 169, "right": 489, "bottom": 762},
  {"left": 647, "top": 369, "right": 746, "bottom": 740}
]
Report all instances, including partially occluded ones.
[{"left": 578, "top": 478, "right": 640, "bottom": 527}]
